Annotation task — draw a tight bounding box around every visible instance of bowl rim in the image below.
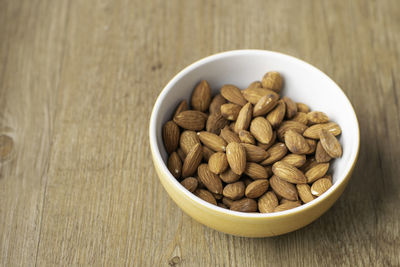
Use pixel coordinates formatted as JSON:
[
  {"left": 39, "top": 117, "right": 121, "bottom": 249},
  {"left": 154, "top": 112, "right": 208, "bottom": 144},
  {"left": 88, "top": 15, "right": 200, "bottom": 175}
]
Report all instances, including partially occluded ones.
[{"left": 149, "top": 49, "right": 360, "bottom": 219}]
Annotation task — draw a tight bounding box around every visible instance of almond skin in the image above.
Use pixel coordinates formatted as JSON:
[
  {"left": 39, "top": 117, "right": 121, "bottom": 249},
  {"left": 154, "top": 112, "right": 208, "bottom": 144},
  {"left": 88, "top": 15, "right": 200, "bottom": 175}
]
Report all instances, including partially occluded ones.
[
  {"left": 174, "top": 110, "right": 207, "bottom": 131},
  {"left": 266, "top": 100, "right": 286, "bottom": 128},
  {"left": 182, "top": 143, "right": 203, "bottom": 178},
  {"left": 262, "top": 71, "right": 283, "bottom": 92},
  {"left": 197, "top": 164, "right": 223, "bottom": 194},
  {"left": 234, "top": 102, "right": 253, "bottom": 133},
  {"left": 220, "top": 126, "right": 241, "bottom": 144},
  {"left": 191, "top": 80, "right": 211, "bottom": 112},
  {"left": 208, "top": 152, "right": 228, "bottom": 174},
  {"left": 181, "top": 177, "right": 198, "bottom": 192},
  {"left": 220, "top": 84, "right": 247, "bottom": 106},
  {"left": 163, "top": 120, "right": 180, "bottom": 154},
  {"left": 284, "top": 130, "right": 310, "bottom": 154},
  {"left": 305, "top": 163, "right": 330, "bottom": 183},
  {"left": 256, "top": 131, "right": 276, "bottom": 150},
  {"left": 319, "top": 129, "right": 342, "bottom": 158},
  {"left": 296, "top": 102, "right": 310, "bottom": 113},
  {"left": 209, "top": 94, "right": 227, "bottom": 114},
  {"left": 219, "top": 168, "right": 241, "bottom": 183},
  {"left": 242, "top": 143, "right": 269, "bottom": 163},
  {"left": 269, "top": 175, "right": 299, "bottom": 201},
  {"left": 168, "top": 152, "right": 182, "bottom": 179},
  {"left": 177, "top": 147, "right": 186, "bottom": 162},
  {"left": 303, "top": 122, "right": 341, "bottom": 139},
  {"left": 206, "top": 113, "right": 228, "bottom": 134},
  {"left": 277, "top": 120, "right": 308, "bottom": 141},
  {"left": 230, "top": 198, "right": 258, "bottom": 212},
  {"left": 292, "top": 112, "right": 308, "bottom": 125},
  {"left": 242, "top": 87, "right": 279, "bottom": 104},
  {"left": 173, "top": 100, "right": 188, "bottom": 117},
  {"left": 311, "top": 178, "right": 332, "bottom": 196},
  {"left": 272, "top": 161, "right": 307, "bottom": 184},
  {"left": 253, "top": 93, "right": 279, "bottom": 116},
  {"left": 315, "top": 141, "right": 332, "bottom": 163},
  {"left": 280, "top": 153, "right": 306, "bottom": 168},
  {"left": 222, "top": 197, "right": 234, "bottom": 207},
  {"left": 305, "top": 138, "right": 317, "bottom": 154},
  {"left": 198, "top": 131, "right": 227, "bottom": 152},
  {"left": 226, "top": 142, "right": 247, "bottom": 175},
  {"left": 260, "top": 142, "right": 288, "bottom": 166},
  {"left": 202, "top": 146, "right": 214, "bottom": 162},
  {"left": 282, "top": 96, "right": 297, "bottom": 119},
  {"left": 238, "top": 130, "right": 256, "bottom": 144},
  {"left": 258, "top": 191, "right": 279, "bottom": 213},
  {"left": 180, "top": 130, "right": 200, "bottom": 155},
  {"left": 223, "top": 181, "right": 245, "bottom": 200},
  {"left": 244, "top": 162, "right": 269, "bottom": 179},
  {"left": 221, "top": 103, "right": 242, "bottom": 120},
  {"left": 194, "top": 189, "right": 217, "bottom": 205},
  {"left": 250, "top": 117, "right": 274, "bottom": 144},
  {"left": 296, "top": 184, "right": 315, "bottom": 203},
  {"left": 274, "top": 201, "right": 301, "bottom": 212},
  {"left": 245, "top": 179, "right": 269, "bottom": 198},
  {"left": 307, "top": 111, "right": 329, "bottom": 124},
  {"left": 280, "top": 199, "right": 301, "bottom": 205},
  {"left": 247, "top": 81, "right": 262, "bottom": 89}
]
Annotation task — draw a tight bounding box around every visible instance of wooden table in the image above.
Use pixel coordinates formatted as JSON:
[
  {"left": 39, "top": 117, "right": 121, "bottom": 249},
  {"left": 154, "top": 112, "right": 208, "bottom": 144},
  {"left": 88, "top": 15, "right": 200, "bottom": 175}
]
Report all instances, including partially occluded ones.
[{"left": 1, "top": 0, "right": 399, "bottom": 266}]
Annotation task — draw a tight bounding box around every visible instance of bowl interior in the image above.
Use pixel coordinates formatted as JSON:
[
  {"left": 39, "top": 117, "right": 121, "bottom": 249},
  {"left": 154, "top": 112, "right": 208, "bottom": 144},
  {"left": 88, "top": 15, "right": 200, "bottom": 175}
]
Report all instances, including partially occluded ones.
[{"left": 151, "top": 50, "right": 359, "bottom": 215}]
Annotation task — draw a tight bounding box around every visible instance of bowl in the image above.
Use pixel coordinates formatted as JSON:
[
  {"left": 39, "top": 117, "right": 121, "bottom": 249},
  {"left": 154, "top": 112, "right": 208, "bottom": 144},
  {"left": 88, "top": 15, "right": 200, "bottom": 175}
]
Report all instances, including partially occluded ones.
[{"left": 149, "top": 50, "right": 360, "bottom": 237}]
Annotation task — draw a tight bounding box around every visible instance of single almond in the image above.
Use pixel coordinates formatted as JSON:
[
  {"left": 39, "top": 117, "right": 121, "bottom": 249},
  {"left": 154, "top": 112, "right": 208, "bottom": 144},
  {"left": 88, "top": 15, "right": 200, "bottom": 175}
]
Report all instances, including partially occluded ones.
[
  {"left": 181, "top": 177, "right": 198, "bottom": 192},
  {"left": 307, "top": 111, "right": 329, "bottom": 124},
  {"left": 226, "top": 142, "right": 247, "bottom": 175},
  {"left": 174, "top": 110, "right": 207, "bottom": 131},
  {"left": 274, "top": 201, "right": 301, "bottom": 212},
  {"left": 245, "top": 179, "right": 269, "bottom": 198},
  {"left": 242, "top": 87, "right": 279, "bottom": 104},
  {"left": 296, "top": 102, "right": 310, "bottom": 113},
  {"left": 256, "top": 131, "right": 276, "bottom": 150},
  {"left": 194, "top": 189, "right": 217, "bottom": 205},
  {"left": 220, "top": 84, "right": 247, "bottom": 106},
  {"left": 305, "top": 138, "right": 317, "bottom": 154},
  {"left": 277, "top": 120, "right": 308, "bottom": 140},
  {"left": 311, "top": 178, "right": 332, "bottom": 196},
  {"left": 197, "top": 164, "right": 223, "bottom": 194},
  {"left": 284, "top": 130, "right": 310, "bottom": 154},
  {"left": 242, "top": 143, "right": 269, "bottom": 163},
  {"left": 191, "top": 80, "right": 211, "bottom": 112},
  {"left": 222, "top": 197, "right": 234, "bottom": 207},
  {"left": 253, "top": 93, "right": 279, "bottom": 116},
  {"left": 291, "top": 112, "right": 308, "bottom": 125},
  {"left": 234, "top": 102, "right": 253, "bottom": 133},
  {"left": 230, "top": 198, "right": 258, "bottom": 212},
  {"left": 182, "top": 143, "right": 203, "bottom": 177},
  {"left": 219, "top": 168, "right": 241, "bottom": 183},
  {"left": 223, "top": 181, "right": 245, "bottom": 200},
  {"left": 261, "top": 71, "right": 283, "bottom": 92},
  {"left": 296, "top": 184, "right": 315, "bottom": 203},
  {"left": 168, "top": 152, "right": 182, "bottom": 179},
  {"left": 247, "top": 81, "right": 262, "bottom": 89},
  {"left": 180, "top": 130, "right": 200, "bottom": 155},
  {"left": 209, "top": 94, "right": 227, "bottom": 114},
  {"left": 305, "top": 163, "right": 330, "bottom": 183},
  {"left": 221, "top": 103, "right": 242, "bottom": 120},
  {"left": 303, "top": 122, "right": 342, "bottom": 139},
  {"left": 315, "top": 141, "right": 332, "bottom": 163},
  {"left": 270, "top": 175, "right": 298, "bottom": 200},
  {"left": 208, "top": 152, "right": 228, "bottom": 174},
  {"left": 202, "top": 146, "right": 214, "bottom": 162},
  {"left": 220, "top": 126, "right": 241, "bottom": 143},
  {"left": 260, "top": 142, "right": 288, "bottom": 165},
  {"left": 319, "top": 129, "right": 342, "bottom": 158},
  {"left": 173, "top": 99, "right": 188, "bottom": 117},
  {"left": 244, "top": 162, "right": 269, "bottom": 179},
  {"left": 258, "top": 191, "right": 279, "bottom": 213},
  {"left": 238, "top": 130, "right": 256, "bottom": 144},
  {"left": 272, "top": 161, "right": 307, "bottom": 184},
  {"left": 280, "top": 154, "right": 306, "bottom": 167},
  {"left": 266, "top": 100, "right": 286, "bottom": 128},
  {"left": 162, "top": 120, "right": 180, "bottom": 154},
  {"left": 250, "top": 117, "right": 274, "bottom": 144},
  {"left": 282, "top": 96, "right": 297, "bottom": 119},
  {"left": 206, "top": 113, "right": 228, "bottom": 134},
  {"left": 198, "top": 131, "right": 227, "bottom": 152}
]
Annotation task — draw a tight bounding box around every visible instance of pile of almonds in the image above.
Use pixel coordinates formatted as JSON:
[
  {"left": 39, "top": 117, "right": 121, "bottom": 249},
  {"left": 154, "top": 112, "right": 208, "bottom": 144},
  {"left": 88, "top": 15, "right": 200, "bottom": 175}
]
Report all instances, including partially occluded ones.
[{"left": 163, "top": 71, "right": 342, "bottom": 213}]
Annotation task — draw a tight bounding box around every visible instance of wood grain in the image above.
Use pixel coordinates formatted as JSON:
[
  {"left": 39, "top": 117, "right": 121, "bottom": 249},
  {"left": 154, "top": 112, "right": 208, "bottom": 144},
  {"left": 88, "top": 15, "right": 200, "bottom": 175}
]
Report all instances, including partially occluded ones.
[{"left": 0, "top": 0, "right": 399, "bottom": 266}]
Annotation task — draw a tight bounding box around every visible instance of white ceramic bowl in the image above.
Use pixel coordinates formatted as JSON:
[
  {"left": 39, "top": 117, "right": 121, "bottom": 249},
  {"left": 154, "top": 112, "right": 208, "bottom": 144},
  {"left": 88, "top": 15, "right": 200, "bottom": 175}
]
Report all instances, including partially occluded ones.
[{"left": 149, "top": 50, "right": 360, "bottom": 237}]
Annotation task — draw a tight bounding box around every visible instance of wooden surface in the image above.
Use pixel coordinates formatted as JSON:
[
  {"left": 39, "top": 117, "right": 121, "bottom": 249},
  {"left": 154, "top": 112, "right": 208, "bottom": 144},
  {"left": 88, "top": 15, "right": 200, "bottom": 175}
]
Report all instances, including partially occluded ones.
[{"left": 0, "top": 0, "right": 399, "bottom": 266}]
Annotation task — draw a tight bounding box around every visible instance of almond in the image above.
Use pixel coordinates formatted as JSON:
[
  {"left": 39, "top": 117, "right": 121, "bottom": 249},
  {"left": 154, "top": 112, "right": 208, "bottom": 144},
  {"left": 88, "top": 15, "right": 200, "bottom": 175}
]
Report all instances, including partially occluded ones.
[
  {"left": 198, "top": 131, "right": 227, "bottom": 152},
  {"left": 256, "top": 131, "right": 276, "bottom": 150},
  {"left": 162, "top": 120, "right": 180, "bottom": 154},
  {"left": 311, "top": 178, "right": 332, "bottom": 196},
  {"left": 303, "top": 122, "right": 342, "bottom": 139},
  {"left": 319, "top": 129, "right": 342, "bottom": 158},
  {"left": 194, "top": 189, "right": 217, "bottom": 205},
  {"left": 274, "top": 201, "right": 301, "bottom": 212},
  {"left": 221, "top": 103, "right": 242, "bottom": 120},
  {"left": 180, "top": 130, "right": 200, "bottom": 155},
  {"left": 280, "top": 154, "right": 306, "bottom": 167},
  {"left": 244, "top": 162, "right": 269, "bottom": 179},
  {"left": 315, "top": 141, "right": 332, "bottom": 162},
  {"left": 174, "top": 110, "right": 207, "bottom": 131},
  {"left": 234, "top": 102, "right": 253, "bottom": 133},
  {"left": 177, "top": 147, "right": 186, "bottom": 162},
  {"left": 270, "top": 175, "right": 299, "bottom": 201},
  {"left": 181, "top": 177, "right": 198, "bottom": 192},
  {"left": 260, "top": 142, "right": 287, "bottom": 165},
  {"left": 291, "top": 112, "right": 308, "bottom": 125},
  {"left": 305, "top": 138, "right": 317, "bottom": 154},
  {"left": 277, "top": 120, "right": 308, "bottom": 140},
  {"left": 242, "top": 177, "right": 253, "bottom": 187},
  {"left": 296, "top": 184, "right": 315, "bottom": 203},
  {"left": 168, "top": 152, "right": 182, "bottom": 179},
  {"left": 173, "top": 100, "right": 188, "bottom": 117},
  {"left": 250, "top": 117, "right": 273, "bottom": 144},
  {"left": 305, "top": 163, "right": 329, "bottom": 183},
  {"left": 242, "top": 143, "right": 269, "bottom": 163},
  {"left": 222, "top": 197, "right": 234, "bottom": 207},
  {"left": 197, "top": 164, "right": 223, "bottom": 194},
  {"left": 284, "top": 130, "right": 310, "bottom": 154},
  {"left": 300, "top": 157, "right": 318, "bottom": 172},
  {"left": 202, "top": 146, "right": 214, "bottom": 162},
  {"left": 282, "top": 96, "right": 297, "bottom": 119},
  {"left": 226, "top": 142, "right": 246, "bottom": 175},
  {"left": 296, "top": 102, "right": 310, "bottom": 113},
  {"left": 209, "top": 94, "right": 227, "bottom": 114},
  {"left": 223, "top": 181, "right": 245, "bottom": 200},
  {"left": 220, "top": 84, "right": 247, "bottom": 106},
  {"left": 272, "top": 161, "right": 307, "bottom": 184},
  {"left": 220, "top": 126, "right": 241, "bottom": 143},
  {"left": 191, "top": 80, "right": 211, "bottom": 112},
  {"left": 182, "top": 143, "right": 203, "bottom": 177},
  {"left": 206, "top": 113, "right": 228, "bottom": 134},
  {"left": 213, "top": 193, "right": 223, "bottom": 200},
  {"left": 262, "top": 71, "right": 283, "bottom": 92},
  {"left": 242, "top": 87, "right": 279, "bottom": 104},
  {"left": 245, "top": 179, "right": 269, "bottom": 198},
  {"left": 230, "top": 198, "right": 258, "bottom": 212},
  {"left": 280, "top": 199, "right": 301, "bottom": 205},
  {"left": 219, "top": 168, "right": 241, "bottom": 183},
  {"left": 208, "top": 152, "right": 228, "bottom": 174},
  {"left": 253, "top": 93, "right": 279, "bottom": 116},
  {"left": 307, "top": 111, "right": 329, "bottom": 124},
  {"left": 264, "top": 165, "right": 273, "bottom": 177},
  {"left": 238, "top": 130, "right": 256, "bottom": 144},
  {"left": 324, "top": 174, "right": 333, "bottom": 182},
  {"left": 247, "top": 81, "right": 262, "bottom": 89},
  {"left": 218, "top": 203, "right": 228, "bottom": 209},
  {"left": 266, "top": 100, "right": 286, "bottom": 128},
  {"left": 258, "top": 191, "right": 279, "bottom": 213},
  {"left": 229, "top": 121, "right": 236, "bottom": 131}
]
